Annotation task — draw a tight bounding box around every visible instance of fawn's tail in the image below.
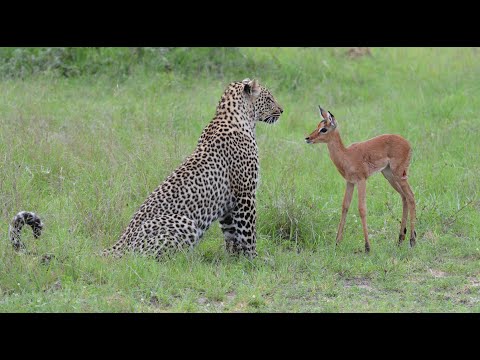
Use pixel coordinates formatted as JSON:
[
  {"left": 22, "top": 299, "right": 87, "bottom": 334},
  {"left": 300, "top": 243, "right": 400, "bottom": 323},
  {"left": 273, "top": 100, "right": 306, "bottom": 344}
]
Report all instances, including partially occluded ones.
[{"left": 9, "top": 211, "right": 44, "bottom": 251}]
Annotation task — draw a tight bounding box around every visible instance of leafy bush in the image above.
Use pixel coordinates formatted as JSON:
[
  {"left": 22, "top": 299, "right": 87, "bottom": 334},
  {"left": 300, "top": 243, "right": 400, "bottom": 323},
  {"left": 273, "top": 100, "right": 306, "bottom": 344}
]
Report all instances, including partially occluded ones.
[
  {"left": 0, "top": 47, "right": 265, "bottom": 80},
  {"left": 0, "top": 47, "right": 171, "bottom": 79},
  {"left": 163, "top": 47, "right": 259, "bottom": 78}
]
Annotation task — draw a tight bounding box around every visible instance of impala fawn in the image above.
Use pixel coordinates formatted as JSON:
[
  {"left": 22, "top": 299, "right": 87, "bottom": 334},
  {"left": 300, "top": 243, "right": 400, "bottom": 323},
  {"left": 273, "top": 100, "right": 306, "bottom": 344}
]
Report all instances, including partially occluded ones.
[{"left": 305, "top": 106, "right": 416, "bottom": 252}]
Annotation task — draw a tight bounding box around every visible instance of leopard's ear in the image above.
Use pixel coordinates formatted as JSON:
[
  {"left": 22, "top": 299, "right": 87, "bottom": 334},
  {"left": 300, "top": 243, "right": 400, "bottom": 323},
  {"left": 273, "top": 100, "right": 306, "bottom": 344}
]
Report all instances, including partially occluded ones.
[{"left": 243, "top": 78, "right": 260, "bottom": 97}]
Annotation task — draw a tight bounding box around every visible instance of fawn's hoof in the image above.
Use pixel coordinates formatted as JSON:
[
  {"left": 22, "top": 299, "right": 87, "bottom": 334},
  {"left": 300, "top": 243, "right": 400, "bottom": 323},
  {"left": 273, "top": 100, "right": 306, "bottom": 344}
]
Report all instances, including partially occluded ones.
[
  {"left": 409, "top": 231, "right": 417, "bottom": 247},
  {"left": 398, "top": 228, "right": 407, "bottom": 245}
]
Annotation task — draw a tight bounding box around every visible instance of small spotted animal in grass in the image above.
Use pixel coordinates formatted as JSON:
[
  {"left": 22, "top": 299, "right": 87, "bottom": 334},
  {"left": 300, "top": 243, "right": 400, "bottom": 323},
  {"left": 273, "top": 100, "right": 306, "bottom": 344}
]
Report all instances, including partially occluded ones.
[
  {"left": 9, "top": 211, "right": 44, "bottom": 251},
  {"left": 102, "top": 78, "right": 283, "bottom": 259}
]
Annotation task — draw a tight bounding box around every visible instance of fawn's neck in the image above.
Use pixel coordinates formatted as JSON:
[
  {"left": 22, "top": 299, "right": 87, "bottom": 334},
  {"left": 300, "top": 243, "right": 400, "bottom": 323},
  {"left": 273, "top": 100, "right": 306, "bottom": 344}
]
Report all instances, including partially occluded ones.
[{"left": 326, "top": 131, "right": 348, "bottom": 178}]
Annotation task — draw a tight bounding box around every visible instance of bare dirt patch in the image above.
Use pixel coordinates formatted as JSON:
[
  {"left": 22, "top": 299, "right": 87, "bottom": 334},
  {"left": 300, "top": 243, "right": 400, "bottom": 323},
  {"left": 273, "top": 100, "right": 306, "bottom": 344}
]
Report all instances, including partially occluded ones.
[
  {"left": 428, "top": 269, "right": 448, "bottom": 278},
  {"left": 423, "top": 230, "right": 439, "bottom": 243},
  {"left": 44, "top": 280, "right": 62, "bottom": 293},
  {"left": 469, "top": 276, "right": 480, "bottom": 287},
  {"left": 344, "top": 277, "right": 373, "bottom": 291},
  {"left": 226, "top": 291, "right": 236, "bottom": 302},
  {"left": 197, "top": 297, "right": 208, "bottom": 305},
  {"left": 197, "top": 291, "right": 238, "bottom": 311},
  {"left": 346, "top": 47, "right": 372, "bottom": 59}
]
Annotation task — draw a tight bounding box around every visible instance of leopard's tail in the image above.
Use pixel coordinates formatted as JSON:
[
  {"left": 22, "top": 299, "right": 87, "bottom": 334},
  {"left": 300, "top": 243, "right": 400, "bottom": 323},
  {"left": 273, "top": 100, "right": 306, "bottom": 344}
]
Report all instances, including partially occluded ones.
[
  {"left": 9, "top": 211, "right": 44, "bottom": 251},
  {"left": 100, "top": 239, "right": 127, "bottom": 258}
]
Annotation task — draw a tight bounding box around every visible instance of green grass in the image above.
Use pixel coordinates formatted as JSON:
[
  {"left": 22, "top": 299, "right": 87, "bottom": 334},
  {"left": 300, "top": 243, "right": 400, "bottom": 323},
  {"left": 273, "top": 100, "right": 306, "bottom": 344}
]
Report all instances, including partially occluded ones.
[{"left": 0, "top": 47, "right": 479, "bottom": 312}]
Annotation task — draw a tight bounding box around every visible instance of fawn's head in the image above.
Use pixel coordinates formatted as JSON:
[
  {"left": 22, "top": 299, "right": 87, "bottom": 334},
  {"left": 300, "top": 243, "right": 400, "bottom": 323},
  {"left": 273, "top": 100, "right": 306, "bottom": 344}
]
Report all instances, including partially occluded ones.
[{"left": 305, "top": 106, "right": 338, "bottom": 144}]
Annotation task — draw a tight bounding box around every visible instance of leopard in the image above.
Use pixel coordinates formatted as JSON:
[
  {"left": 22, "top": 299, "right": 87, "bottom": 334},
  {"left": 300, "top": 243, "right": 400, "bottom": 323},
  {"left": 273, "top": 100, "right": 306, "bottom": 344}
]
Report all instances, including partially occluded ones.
[{"left": 101, "top": 78, "right": 283, "bottom": 259}]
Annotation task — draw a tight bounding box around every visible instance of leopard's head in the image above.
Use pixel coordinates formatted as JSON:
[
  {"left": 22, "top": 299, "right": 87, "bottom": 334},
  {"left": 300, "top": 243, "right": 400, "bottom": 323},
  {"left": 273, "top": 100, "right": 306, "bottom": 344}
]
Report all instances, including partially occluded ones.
[{"left": 242, "top": 78, "right": 283, "bottom": 124}]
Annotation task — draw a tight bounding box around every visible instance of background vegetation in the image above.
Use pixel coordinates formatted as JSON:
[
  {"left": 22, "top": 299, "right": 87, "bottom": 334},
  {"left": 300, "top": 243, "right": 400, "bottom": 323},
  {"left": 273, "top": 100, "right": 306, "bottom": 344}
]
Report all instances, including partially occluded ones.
[{"left": 0, "top": 47, "right": 479, "bottom": 312}]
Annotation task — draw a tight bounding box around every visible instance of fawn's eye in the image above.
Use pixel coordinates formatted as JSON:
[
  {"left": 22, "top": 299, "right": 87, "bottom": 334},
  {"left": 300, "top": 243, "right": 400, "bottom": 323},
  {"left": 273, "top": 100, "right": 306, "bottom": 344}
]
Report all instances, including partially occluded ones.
[{"left": 319, "top": 128, "right": 328, "bottom": 133}]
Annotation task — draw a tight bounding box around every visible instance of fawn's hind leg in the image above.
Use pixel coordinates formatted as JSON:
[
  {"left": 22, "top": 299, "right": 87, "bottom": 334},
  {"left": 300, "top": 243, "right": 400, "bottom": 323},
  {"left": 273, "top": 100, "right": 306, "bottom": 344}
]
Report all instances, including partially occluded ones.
[
  {"left": 398, "top": 180, "right": 416, "bottom": 246},
  {"left": 382, "top": 165, "right": 409, "bottom": 245},
  {"left": 389, "top": 156, "right": 416, "bottom": 247}
]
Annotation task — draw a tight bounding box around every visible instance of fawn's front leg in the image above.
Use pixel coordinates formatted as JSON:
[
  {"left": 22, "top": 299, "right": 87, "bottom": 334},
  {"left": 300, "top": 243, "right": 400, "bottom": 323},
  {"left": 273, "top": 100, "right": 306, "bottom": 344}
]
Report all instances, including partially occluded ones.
[
  {"left": 336, "top": 181, "right": 355, "bottom": 245},
  {"left": 357, "top": 180, "right": 370, "bottom": 252}
]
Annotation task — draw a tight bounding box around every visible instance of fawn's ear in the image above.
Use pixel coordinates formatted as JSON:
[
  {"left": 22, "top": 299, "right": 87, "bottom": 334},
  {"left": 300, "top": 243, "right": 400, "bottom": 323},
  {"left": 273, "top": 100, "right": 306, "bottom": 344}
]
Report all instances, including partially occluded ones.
[
  {"left": 318, "top": 106, "right": 336, "bottom": 126},
  {"left": 328, "top": 111, "right": 337, "bottom": 128},
  {"left": 243, "top": 78, "right": 261, "bottom": 97},
  {"left": 318, "top": 106, "right": 329, "bottom": 120}
]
